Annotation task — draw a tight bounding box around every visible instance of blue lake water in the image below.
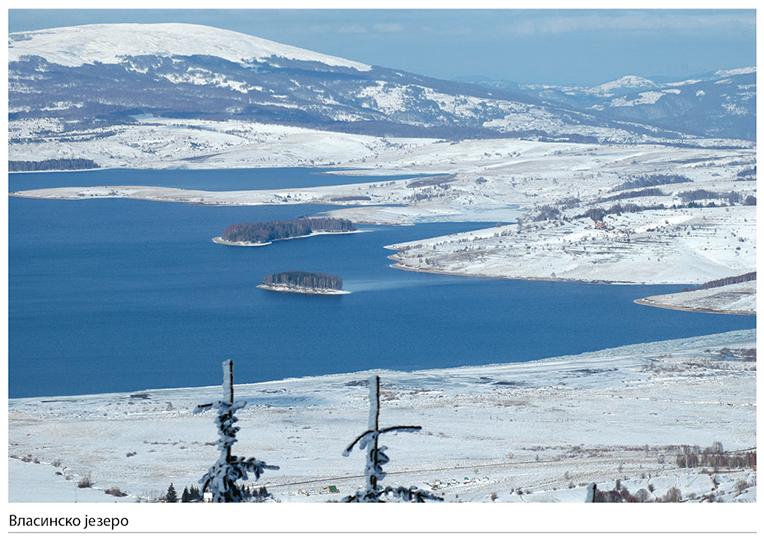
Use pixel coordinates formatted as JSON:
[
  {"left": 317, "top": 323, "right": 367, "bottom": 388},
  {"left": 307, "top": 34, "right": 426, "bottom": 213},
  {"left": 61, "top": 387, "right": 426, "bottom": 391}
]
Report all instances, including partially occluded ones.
[
  {"left": 8, "top": 169, "right": 755, "bottom": 398},
  {"left": 9, "top": 167, "right": 431, "bottom": 192}
]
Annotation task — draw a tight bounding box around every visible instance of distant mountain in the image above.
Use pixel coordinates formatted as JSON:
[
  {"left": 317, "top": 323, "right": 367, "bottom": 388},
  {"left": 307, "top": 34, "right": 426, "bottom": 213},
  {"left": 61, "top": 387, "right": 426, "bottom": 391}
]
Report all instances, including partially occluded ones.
[
  {"left": 472, "top": 68, "right": 756, "bottom": 140},
  {"left": 586, "top": 75, "right": 659, "bottom": 96},
  {"left": 6, "top": 23, "right": 678, "bottom": 145},
  {"left": 8, "top": 23, "right": 753, "bottom": 147},
  {"left": 8, "top": 23, "right": 371, "bottom": 70}
]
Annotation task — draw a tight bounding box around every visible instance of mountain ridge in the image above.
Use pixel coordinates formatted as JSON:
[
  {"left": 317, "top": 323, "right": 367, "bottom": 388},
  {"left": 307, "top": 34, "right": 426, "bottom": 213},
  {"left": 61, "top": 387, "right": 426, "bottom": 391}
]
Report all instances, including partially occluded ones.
[{"left": 8, "top": 23, "right": 755, "bottom": 147}]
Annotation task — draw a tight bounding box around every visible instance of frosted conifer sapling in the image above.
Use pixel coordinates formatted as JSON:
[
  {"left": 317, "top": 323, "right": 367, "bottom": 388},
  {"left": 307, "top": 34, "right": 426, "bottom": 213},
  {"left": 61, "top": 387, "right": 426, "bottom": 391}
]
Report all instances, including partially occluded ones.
[
  {"left": 342, "top": 375, "right": 442, "bottom": 502},
  {"left": 194, "top": 359, "right": 279, "bottom": 502}
]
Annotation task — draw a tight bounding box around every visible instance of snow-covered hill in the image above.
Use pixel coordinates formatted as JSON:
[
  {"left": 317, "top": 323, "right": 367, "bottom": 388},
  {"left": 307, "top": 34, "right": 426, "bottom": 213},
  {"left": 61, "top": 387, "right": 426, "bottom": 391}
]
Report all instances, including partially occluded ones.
[
  {"left": 9, "top": 22, "right": 721, "bottom": 156},
  {"left": 9, "top": 23, "right": 371, "bottom": 70},
  {"left": 587, "top": 75, "right": 659, "bottom": 96}
]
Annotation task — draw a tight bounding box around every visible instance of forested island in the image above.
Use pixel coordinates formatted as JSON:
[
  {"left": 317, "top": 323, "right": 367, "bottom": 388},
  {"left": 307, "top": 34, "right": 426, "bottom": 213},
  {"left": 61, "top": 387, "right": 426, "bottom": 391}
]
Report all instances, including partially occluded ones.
[
  {"left": 258, "top": 271, "right": 349, "bottom": 295},
  {"left": 213, "top": 217, "right": 356, "bottom": 246}
]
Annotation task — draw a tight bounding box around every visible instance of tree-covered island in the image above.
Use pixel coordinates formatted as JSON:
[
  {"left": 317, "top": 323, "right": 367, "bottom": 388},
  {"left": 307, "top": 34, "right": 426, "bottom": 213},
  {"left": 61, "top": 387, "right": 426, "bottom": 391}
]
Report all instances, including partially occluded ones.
[
  {"left": 258, "top": 271, "right": 349, "bottom": 295},
  {"left": 214, "top": 217, "right": 356, "bottom": 246}
]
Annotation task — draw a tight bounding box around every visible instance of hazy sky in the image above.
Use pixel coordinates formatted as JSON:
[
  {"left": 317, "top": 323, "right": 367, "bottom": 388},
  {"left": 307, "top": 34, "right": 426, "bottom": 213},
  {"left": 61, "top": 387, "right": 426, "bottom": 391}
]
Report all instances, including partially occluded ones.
[{"left": 9, "top": 9, "right": 756, "bottom": 85}]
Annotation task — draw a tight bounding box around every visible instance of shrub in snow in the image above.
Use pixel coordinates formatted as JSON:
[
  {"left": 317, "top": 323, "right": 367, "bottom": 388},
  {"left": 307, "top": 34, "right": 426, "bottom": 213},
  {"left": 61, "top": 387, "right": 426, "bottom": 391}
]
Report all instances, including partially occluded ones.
[
  {"left": 634, "top": 488, "right": 652, "bottom": 503},
  {"left": 194, "top": 359, "right": 279, "bottom": 502},
  {"left": 342, "top": 375, "right": 442, "bottom": 503},
  {"left": 585, "top": 482, "right": 639, "bottom": 502},
  {"left": 104, "top": 486, "right": 127, "bottom": 497},
  {"left": 660, "top": 487, "right": 682, "bottom": 503},
  {"left": 77, "top": 475, "right": 92, "bottom": 489}
]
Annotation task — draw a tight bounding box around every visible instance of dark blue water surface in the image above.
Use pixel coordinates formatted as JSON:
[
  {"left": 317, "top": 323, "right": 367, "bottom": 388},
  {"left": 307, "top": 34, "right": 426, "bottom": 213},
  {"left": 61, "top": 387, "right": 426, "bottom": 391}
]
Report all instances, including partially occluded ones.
[
  {"left": 8, "top": 170, "right": 755, "bottom": 398},
  {"left": 9, "top": 167, "right": 430, "bottom": 192}
]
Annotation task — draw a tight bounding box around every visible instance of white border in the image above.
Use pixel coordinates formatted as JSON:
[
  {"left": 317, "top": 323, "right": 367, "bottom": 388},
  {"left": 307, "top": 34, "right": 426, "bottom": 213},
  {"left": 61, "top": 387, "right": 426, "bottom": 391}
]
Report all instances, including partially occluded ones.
[{"left": 2, "top": 1, "right": 760, "bottom": 538}]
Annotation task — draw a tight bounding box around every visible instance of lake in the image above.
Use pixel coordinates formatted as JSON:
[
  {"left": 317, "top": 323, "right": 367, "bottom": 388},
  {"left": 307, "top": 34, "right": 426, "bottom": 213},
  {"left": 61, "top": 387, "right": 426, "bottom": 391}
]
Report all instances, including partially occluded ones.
[{"left": 8, "top": 169, "right": 755, "bottom": 398}]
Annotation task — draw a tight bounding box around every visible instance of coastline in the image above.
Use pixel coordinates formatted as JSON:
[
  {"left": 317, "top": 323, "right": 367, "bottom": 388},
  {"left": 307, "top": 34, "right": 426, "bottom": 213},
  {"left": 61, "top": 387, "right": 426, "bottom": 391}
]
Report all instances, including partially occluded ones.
[
  {"left": 211, "top": 236, "right": 271, "bottom": 247},
  {"left": 8, "top": 328, "right": 753, "bottom": 402},
  {"left": 633, "top": 298, "right": 755, "bottom": 316},
  {"left": 9, "top": 166, "right": 104, "bottom": 175},
  {"left": 633, "top": 280, "right": 756, "bottom": 316},
  {"left": 257, "top": 283, "right": 351, "bottom": 295},
  {"left": 386, "top": 256, "right": 634, "bottom": 285}
]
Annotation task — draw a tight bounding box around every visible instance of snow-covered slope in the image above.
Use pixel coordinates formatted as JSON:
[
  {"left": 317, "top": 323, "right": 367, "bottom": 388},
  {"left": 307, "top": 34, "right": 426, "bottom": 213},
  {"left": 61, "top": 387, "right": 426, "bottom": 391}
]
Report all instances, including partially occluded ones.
[
  {"left": 9, "top": 23, "right": 370, "bottom": 70},
  {"left": 9, "top": 22, "right": 710, "bottom": 153}
]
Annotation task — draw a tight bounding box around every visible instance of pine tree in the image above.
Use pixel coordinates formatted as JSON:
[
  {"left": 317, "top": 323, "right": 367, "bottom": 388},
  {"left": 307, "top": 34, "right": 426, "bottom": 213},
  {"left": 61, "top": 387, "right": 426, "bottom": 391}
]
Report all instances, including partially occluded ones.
[
  {"left": 181, "top": 487, "right": 191, "bottom": 503},
  {"left": 194, "top": 359, "right": 279, "bottom": 502},
  {"left": 165, "top": 483, "right": 178, "bottom": 503},
  {"left": 342, "top": 375, "right": 442, "bottom": 503}
]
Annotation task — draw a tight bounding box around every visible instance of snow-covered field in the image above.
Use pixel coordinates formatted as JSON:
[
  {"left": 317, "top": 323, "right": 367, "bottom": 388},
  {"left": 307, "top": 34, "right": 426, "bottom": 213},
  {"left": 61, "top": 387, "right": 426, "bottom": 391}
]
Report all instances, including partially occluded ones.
[
  {"left": 636, "top": 280, "right": 756, "bottom": 315},
  {"left": 9, "top": 115, "right": 752, "bottom": 173},
  {"left": 9, "top": 330, "right": 756, "bottom": 503},
  {"left": 9, "top": 118, "right": 433, "bottom": 170}
]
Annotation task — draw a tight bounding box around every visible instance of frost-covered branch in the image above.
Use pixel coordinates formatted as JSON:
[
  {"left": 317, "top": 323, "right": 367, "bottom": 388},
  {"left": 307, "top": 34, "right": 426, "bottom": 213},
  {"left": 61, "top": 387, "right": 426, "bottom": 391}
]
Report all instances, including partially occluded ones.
[
  {"left": 342, "top": 375, "right": 442, "bottom": 503},
  {"left": 194, "top": 359, "right": 279, "bottom": 502}
]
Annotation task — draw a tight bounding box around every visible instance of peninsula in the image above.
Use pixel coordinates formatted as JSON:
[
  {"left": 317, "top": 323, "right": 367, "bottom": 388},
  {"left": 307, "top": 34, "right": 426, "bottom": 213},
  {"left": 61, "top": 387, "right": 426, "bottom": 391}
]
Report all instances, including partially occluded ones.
[{"left": 257, "top": 271, "right": 350, "bottom": 295}]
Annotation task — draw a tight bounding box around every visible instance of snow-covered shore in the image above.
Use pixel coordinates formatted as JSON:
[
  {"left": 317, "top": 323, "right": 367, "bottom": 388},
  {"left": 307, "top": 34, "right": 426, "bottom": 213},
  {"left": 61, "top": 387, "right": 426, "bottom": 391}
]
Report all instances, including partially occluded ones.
[
  {"left": 211, "top": 236, "right": 270, "bottom": 247},
  {"left": 256, "top": 284, "right": 350, "bottom": 295},
  {"left": 9, "top": 330, "right": 756, "bottom": 502},
  {"left": 212, "top": 230, "right": 362, "bottom": 248},
  {"left": 635, "top": 280, "right": 756, "bottom": 315}
]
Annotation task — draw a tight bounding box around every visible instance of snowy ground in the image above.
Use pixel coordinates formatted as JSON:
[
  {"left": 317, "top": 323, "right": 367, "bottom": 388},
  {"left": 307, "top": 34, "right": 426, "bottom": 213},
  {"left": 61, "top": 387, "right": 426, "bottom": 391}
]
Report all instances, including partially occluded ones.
[
  {"left": 9, "top": 330, "right": 756, "bottom": 503},
  {"left": 8, "top": 117, "right": 752, "bottom": 172},
  {"left": 9, "top": 118, "right": 434, "bottom": 171},
  {"left": 636, "top": 280, "right": 756, "bottom": 315},
  {"left": 388, "top": 206, "right": 755, "bottom": 285}
]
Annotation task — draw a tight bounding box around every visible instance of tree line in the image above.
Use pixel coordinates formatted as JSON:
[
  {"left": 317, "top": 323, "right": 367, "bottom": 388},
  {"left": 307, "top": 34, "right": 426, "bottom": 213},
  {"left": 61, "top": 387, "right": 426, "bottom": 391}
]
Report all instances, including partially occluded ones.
[
  {"left": 611, "top": 174, "right": 692, "bottom": 192},
  {"left": 222, "top": 218, "right": 355, "bottom": 244},
  {"left": 263, "top": 271, "right": 343, "bottom": 291},
  {"left": 9, "top": 158, "right": 100, "bottom": 171},
  {"left": 695, "top": 272, "right": 756, "bottom": 291}
]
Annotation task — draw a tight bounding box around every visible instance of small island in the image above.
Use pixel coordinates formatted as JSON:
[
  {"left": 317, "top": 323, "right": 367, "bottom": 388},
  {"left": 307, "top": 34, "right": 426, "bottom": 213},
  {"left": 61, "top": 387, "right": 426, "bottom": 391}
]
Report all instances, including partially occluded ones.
[
  {"left": 213, "top": 217, "right": 356, "bottom": 247},
  {"left": 258, "top": 271, "right": 350, "bottom": 295}
]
